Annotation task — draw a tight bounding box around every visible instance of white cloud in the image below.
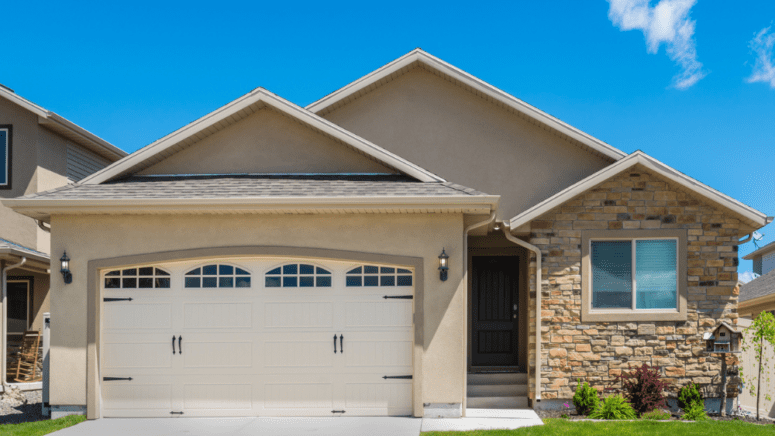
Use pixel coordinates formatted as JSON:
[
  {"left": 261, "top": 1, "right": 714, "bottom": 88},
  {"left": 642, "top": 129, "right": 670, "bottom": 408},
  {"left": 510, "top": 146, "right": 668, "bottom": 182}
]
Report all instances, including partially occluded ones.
[
  {"left": 739, "top": 271, "right": 760, "bottom": 284},
  {"left": 747, "top": 25, "right": 775, "bottom": 88},
  {"left": 607, "top": 0, "right": 707, "bottom": 89}
]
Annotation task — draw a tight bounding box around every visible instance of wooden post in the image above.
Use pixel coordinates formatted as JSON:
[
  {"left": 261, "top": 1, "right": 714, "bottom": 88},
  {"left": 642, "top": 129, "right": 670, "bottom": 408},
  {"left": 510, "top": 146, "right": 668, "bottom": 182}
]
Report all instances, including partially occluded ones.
[
  {"left": 720, "top": 354, "right": 727, "bottom": 417},
  {"left": 757, "top": 336, "right": 763, "bottom": 420}
]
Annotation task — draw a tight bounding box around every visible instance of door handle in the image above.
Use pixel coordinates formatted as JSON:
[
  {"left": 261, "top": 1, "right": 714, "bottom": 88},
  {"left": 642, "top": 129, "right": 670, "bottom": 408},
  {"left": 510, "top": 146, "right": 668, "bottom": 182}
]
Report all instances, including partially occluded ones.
[
  {"left": 333, "top": 334, "right": 337, "bottom": 354},
  {"left": 172, "top": 336, "right": 176, "bottom": 355},
  {"left": 178, "top": 336, "right": 182, "bottom": 354},
  {"left": 340, "top": 335, "right": 344, "bottom": 354}
]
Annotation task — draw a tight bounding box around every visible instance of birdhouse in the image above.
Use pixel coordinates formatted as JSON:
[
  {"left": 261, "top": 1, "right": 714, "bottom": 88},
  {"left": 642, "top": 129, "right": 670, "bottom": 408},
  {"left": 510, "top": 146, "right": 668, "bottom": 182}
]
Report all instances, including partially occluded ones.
[{"left": 703, "top": 322, "right": 742, "bottom": 354}]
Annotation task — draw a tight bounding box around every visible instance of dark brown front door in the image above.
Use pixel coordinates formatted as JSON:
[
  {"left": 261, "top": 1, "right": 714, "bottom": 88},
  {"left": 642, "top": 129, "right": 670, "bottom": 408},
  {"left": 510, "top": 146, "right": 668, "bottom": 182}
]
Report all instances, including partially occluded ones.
[{"left": 472, "top": 256, "right": 519, "bottom": 367}]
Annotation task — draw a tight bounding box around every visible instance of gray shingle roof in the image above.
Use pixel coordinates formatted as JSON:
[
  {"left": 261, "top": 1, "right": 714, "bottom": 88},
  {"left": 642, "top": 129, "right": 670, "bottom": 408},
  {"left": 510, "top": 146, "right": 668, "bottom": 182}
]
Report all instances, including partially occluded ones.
[
  {"left": 21, "top": 175, "right": 489, "bottom": 200},
  {"left": 0, "top": 238, "right": 49, "bottom": 260},
  {"left": 739, "top": 269, "right": 775, "bottom": 302}
]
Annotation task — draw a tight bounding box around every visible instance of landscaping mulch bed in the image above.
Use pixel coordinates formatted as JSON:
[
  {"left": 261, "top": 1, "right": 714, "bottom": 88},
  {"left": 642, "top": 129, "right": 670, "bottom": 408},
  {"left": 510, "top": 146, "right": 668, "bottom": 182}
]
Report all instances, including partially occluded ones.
[
  {"left": 536, "top": 408, "right": 775, "bottom": 426},
  {"left": 0, "top": 390, "right": 45, "bottom": 425}
]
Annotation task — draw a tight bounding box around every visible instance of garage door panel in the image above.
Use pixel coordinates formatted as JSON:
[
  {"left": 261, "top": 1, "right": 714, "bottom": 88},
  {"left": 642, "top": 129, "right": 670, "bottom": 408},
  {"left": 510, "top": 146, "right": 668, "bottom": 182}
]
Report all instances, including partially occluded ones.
[
  {"left": 104, "top": 302, "right": 172, "bottom": 330},
  {"left": 182, "top": 383, "right": 252, "bottom": 411},
  {"left": 345, "top": 301, "right": 412, "bottom": 328},
  {"left": 264, "top": 339, "right": 334, "bottom": 368},
  {"left": 182, "top": 341, "right": 252, "bottom": 368},
  {"left": 343, "top": 380, "right": 412, "bottom": 416},
  {"left": 264, "top": 380, "right": 334, "bottom": 410},
  {"left": 103, "top": 340, "right": 173, "bottom": 370},
  {"left": 102, "top": 380, "right": 172, "bottom": 417},
  {"left": 183, "top": 302, "right": 252, "bottom": 329},
  {"left": 345, "top": 340, "right": 413, "bottom": 368},
  {"left": 264, "top": 302, "right": 333, "bottom": 328}
]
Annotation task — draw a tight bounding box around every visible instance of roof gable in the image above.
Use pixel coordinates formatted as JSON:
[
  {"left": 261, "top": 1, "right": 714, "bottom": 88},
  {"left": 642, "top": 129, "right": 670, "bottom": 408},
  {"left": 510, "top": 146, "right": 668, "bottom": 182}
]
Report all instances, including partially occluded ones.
[
  {"left": 82, "top": 88, "right": 444, "bottom": 185},
  {"left": 307, "top": 49, "right": 627, "bottom": 161},
  {"left": 509, "top": 151, "right": 771, "bottom": 232}
]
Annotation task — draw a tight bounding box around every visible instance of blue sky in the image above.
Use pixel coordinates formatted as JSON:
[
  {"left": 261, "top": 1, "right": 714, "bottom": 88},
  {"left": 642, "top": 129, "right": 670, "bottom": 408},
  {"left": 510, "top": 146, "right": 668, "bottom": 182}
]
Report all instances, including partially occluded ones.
[{"left": 2, "top": 1, "right": 774, "bottom": 276}]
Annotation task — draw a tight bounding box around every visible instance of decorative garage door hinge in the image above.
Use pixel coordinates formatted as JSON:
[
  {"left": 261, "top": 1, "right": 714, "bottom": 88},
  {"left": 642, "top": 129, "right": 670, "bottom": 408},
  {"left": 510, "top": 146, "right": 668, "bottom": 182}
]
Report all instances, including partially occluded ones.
[
  {"left": 383, "top": 295, "right": 413, "bottom": 299},
  {"left": 382, "top": 375, "right": 413, "bottom": 379},
  {"left": 103, "top": 297, "right": 133, "bottom": 302},
  {"left": 331, "top": 410, "right": 346, "bottom": 414},
  {"left": 170, "top": 411, "right": 184, "bottom": 415},
  {"left": 103, "top": 377, "right": 132, "bottom": 381}
]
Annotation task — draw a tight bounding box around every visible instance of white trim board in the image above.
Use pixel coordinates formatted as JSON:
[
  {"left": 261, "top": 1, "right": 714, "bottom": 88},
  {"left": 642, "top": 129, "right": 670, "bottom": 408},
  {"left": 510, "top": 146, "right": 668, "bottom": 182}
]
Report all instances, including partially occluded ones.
[
  {"left": 306, "top": 49, "right": 627, "bottom": 162},
  {"left": 509, "top": 151, "right": 771, "bottom": 231},
  {"left": 80, "top": 88, "right": 445, "bottom": 185}
]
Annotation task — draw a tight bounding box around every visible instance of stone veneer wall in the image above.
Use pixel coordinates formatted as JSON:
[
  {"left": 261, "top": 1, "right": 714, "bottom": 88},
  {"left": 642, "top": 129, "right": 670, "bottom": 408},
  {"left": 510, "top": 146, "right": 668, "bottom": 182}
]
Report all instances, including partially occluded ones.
[{"left": 526, "top": 165, "right": 741, "bottom": 401}]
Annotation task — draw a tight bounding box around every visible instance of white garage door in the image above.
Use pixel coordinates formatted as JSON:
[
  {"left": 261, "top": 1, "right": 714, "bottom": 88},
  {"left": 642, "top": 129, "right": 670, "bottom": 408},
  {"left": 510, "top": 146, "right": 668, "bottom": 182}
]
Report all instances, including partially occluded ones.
[{"left": 100, "top": 260, "right": 414, "bottom": 417}]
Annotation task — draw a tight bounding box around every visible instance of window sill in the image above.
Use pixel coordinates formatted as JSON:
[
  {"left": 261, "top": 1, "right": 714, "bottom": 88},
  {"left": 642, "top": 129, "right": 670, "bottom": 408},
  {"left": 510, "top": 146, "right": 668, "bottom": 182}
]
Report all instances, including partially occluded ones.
[{"left": 582, "top": 309, "right": 686, "bottom": 322}]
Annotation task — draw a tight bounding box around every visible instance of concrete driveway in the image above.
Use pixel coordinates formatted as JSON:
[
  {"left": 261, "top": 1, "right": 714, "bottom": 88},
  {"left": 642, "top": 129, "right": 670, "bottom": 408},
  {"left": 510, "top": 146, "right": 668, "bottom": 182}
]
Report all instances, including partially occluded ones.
[{"left": 51, "top": 410, "right": 542, "bottom": 435}]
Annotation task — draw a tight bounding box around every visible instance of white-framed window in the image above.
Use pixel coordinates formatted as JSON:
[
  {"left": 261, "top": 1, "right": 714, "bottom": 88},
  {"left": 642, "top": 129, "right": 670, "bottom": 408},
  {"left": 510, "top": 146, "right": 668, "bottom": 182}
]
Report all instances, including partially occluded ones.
[
  {"left": 345, "top": 265, "right": 413, "bottom": 287},
  {"left": 0, "top": 125, "right": 11, "bottom": 189},
  {"left": 104, "top": 267, "right": 171, "bottom": 289},
  {"left": 265, "top": 264, "right": 332, "bottom": 288},
  {"left": 185, "top": 264, "right": 251, "bottom": 288},
  {"left": 590, "top": 238, "right": 678, "bottom": 310}
]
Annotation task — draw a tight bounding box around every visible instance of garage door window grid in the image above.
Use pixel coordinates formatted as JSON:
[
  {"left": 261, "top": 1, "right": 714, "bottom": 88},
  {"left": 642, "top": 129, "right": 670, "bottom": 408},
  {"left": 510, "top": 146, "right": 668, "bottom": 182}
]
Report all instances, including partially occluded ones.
[
  {"left": 265, "top": 263, "right": 332, "bottom": 287},
  {"left": 346, "top": 265, "right": 413, "bottom": 287},
  {"left": 104, "top": 267, "right": 171, "bottom": 289},
  {"left": 185, "top": 264, "right": 251, "bottom": 288}
]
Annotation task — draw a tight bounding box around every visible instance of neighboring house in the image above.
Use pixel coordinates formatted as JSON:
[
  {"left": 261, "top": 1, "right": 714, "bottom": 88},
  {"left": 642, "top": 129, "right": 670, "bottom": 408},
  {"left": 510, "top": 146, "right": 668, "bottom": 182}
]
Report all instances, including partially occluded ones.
[
  {"left": 744, "top": 240, "right": 775, "bottom": 277},
  {"left": 0, "top": 85, "right": 125, "bottom": 386},
  {"left": 739, "top": 242, "right": 775, "bottom": 318},
  {"left": 3, "top": 50, "right": 771, "bottom": 419}
]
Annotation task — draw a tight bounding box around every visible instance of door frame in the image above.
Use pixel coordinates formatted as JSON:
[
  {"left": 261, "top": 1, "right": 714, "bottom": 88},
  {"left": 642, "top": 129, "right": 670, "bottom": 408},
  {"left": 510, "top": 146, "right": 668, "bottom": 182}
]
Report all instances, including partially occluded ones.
[{"left": 467, "top": 245, "right": 527, "bottom": 372}]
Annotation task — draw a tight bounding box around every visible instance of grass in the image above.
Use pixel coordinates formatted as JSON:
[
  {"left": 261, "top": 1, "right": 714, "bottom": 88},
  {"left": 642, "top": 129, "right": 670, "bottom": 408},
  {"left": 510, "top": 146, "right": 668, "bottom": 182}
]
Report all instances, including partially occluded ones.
[
  {"left": 422, "top": 418, "right": 775, "bottom": 436},
  {"left": 0, "top": 415, "right": 86, "bottom": 436}
]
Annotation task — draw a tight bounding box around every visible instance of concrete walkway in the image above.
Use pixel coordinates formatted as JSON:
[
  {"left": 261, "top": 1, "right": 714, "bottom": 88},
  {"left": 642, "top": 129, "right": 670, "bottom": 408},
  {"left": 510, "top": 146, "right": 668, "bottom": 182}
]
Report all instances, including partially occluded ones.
[{"left": 51, "top": 410, "right": 542, "bottom": 435}]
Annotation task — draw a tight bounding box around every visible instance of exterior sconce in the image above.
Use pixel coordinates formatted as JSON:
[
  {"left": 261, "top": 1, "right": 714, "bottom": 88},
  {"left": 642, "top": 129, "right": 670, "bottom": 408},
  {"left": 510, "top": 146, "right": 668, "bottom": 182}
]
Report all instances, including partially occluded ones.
[
  {"left": 438, "top": 248, "right": 449, "bottom": 281},
  {"left": 60, "top": 251, "right": 72, "bottom": 284}
]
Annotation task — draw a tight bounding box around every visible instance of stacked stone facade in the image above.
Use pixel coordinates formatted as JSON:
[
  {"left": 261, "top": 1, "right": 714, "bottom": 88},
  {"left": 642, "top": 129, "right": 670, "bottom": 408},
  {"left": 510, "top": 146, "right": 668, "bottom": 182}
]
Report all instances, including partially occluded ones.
[{"left": 526, "top": 165, "right": 741, "bottom": 400}]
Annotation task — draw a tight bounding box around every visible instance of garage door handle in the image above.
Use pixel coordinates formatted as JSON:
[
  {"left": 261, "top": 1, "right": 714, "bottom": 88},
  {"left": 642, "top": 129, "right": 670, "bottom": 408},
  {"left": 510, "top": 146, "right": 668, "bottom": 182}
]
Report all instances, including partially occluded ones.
[
  {"left": 172, "top": 336, "right": 176, "bottom": 355},
  {"left": 333, "top": 334, "right": 337, "bottom": 354},
  {"left": 178, "top": 336, "right": 182, "bottom": 354},
  {"left": 340, "top": 334, "right": 343, "bottom": 354}
]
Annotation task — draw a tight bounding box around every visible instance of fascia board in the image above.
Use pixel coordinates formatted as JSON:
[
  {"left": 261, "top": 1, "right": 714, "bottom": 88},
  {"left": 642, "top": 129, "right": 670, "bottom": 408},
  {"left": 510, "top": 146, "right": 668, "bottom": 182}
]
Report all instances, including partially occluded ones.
[
  {"left": 0, "top": 248, "right": 50, "bottom": 265},
  {"left": 743, "top": 242, "right": 775, "bottom": 260},
  {"left": 739, "top": 292, "right": 775, "bottom": 307},
  {"left": 81, "top": 88, "right": 443, "bottom": 185},
  {"left": 0, "top": 88, "right": 48, "bottom": 118},
  {"left": 42, "top": 113, "right": 127, "bottom": 160},
  {"left": 509, "top": 152, "right": 770, "bottom": 230},
  {"left": 306, "top": 50, "right": 627, "bottom": 161}
]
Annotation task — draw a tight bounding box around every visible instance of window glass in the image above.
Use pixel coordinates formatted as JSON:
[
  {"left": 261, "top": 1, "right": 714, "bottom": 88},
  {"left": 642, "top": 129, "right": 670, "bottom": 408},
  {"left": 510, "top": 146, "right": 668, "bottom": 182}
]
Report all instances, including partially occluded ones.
[
  {"left": 346, "top": 265, "right": 413, "bottom": 287},
  {"left": 7, "top": 282, "right": 28, "bottom": 334},
  {"left": 635, "top": 240, "right": 677, "bottom": 309},
  {"left": 265, "top": 263, "right": 332, "bottom": 288},
  {"left": 104, "top": 267, "right": 171, "bottom": 289},
  {"left": 0, "top": 128, "right": 8, "bottom": 187},
  {"left": 591, "top": 241, "right": 632, "bottom": 308},
  {"left": 185, "top": 264, "right": 251, "bottom": 288}
]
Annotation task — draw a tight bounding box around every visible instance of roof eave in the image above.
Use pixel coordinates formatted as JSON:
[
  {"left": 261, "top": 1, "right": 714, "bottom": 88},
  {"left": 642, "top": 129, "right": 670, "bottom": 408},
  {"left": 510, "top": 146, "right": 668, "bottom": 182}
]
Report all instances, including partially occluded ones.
[
  {"left": 0, "top": 247, "right": 50, "bottom": 265},
  {"left": 743, "top": 242, "right": 775, "bottom": 260}
]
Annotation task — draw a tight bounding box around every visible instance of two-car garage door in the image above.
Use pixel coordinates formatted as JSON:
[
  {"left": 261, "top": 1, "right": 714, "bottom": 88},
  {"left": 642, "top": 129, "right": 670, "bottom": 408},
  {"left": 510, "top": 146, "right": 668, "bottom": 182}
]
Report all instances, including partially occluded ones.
[{"left": 100, "top": 259, "right": 414, "bottom": 417}]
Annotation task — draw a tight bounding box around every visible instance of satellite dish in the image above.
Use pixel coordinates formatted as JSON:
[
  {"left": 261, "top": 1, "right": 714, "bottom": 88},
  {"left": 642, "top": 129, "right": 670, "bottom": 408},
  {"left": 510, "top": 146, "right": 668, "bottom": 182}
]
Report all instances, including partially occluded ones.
[{"left": 753, "top": 231, "right": 764, "bottom": 241}]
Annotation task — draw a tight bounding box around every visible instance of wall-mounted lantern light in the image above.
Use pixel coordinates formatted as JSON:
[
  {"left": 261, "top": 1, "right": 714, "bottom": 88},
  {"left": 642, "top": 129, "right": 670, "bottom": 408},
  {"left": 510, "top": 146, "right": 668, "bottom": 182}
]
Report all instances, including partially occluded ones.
[
  {"left": 60, "top": 251, "right": 72, "bottom": 284},
  {"left": 438, "top": 248, "right": 449, "bottom": 281}
]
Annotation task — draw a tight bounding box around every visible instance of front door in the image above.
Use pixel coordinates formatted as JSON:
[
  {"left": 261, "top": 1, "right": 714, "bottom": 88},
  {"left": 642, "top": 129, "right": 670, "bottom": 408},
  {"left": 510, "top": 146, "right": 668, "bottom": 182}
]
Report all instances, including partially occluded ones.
[{"left": 471, "top": 256, "right": 519, "bottom": 367}]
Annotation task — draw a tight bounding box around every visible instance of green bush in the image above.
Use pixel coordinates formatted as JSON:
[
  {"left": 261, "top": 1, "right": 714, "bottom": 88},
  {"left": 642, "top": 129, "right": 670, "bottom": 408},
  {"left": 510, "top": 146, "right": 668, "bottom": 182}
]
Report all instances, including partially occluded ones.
[
  {"left": 588, "top": 394, "right": 637, "bottom": 420},
  {"left": 677, "top": 382, "right": 703, "bottom": 412},
  {"left": 682, "top": 402, "right": 707, "bottom": 421},
  {"left": 572, "top": 379, "right": 600, "bottom": 415},
  {"left": 641, "top": 409, "right": 671, "bottom": 420}
]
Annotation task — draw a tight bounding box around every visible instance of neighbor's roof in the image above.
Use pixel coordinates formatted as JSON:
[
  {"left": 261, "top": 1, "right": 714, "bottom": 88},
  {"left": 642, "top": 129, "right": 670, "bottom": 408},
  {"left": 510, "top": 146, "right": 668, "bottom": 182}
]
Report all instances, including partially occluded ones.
[
  {"left": 0, "top": 86, "right": 126, "bottom": 161},
  {"left": 0, "top": 237, "right": 49, "bottom": 263},
  {"left": 2, "top": 174, "right": 499, "bottom": 221},
  {"left": 306, "top": 49, "right": 628, "bottom": 162},
  {"left": 509, "top": 151, "right": 772, "bottom": 232},
  {"left": 739, "top": 269, "right": 775, "bottom": 303},
  {"left": 743, "top": 240, "right": 775, "bottom": 261},
  {"left": 80, "top": 88, "right": 444, "bottom": 186}
]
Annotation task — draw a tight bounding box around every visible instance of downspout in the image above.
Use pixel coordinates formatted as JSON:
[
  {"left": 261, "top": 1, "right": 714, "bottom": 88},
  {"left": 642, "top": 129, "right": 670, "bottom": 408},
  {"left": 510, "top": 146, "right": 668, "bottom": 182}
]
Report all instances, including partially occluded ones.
[
  {"left": 2, "top": 256, "right": 26, "bottom": 391},
  {"left": 500, "top": 221, "right": 542, "bottom": 403},
  {"left": 36, "top": 220, "right": 51, "bottom": 233},
  {"left": 462, "top": 210, "right": 496, "bottom": 416}
]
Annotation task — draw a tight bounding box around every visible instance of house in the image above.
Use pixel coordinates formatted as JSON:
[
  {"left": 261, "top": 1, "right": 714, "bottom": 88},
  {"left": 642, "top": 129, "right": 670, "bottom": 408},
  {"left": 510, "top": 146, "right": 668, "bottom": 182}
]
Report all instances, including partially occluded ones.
[
  {"left": 0, "top": 85, "right": 125, "bottom": 387},
  {"left": 744, "top": 240, "right": 775, "bottom": 277},
  {"left": 738, "top": 269, "right": 775, "bottom": 319},
  {"left": 3, "top": 49, "right": 771, "bottom": 419}
]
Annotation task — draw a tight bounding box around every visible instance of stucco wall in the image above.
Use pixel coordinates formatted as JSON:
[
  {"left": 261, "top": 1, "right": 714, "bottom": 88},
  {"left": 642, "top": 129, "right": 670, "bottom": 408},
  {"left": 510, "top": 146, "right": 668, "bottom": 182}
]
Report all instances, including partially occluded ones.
[
  {"left": 525, "top": 165, "right": 740, "bottom": 400},
  {"left": 319, "top": 67, "right": 614, "bottom": 220},
  {"left": 139, "top": 108, "right": 395, "bottom": 176},
  {"left": 49, "top": 212, "right": 467, "bottom": 415}
]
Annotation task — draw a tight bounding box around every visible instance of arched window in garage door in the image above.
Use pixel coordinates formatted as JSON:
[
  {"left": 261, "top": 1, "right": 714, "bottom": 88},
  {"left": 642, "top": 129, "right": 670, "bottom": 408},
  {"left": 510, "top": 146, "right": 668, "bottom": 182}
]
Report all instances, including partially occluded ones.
[
  {"left": 104, "top": 267, "right": 171, "bottom": 289},
  {"left": 265, "top": 263, "right": 332, "bottom": 288},
  {"left": 184, "top": 264, "right": 251, "bottom": 288},
  {"left": 345, "top": 266, "right": 412, "bottom": 287}
]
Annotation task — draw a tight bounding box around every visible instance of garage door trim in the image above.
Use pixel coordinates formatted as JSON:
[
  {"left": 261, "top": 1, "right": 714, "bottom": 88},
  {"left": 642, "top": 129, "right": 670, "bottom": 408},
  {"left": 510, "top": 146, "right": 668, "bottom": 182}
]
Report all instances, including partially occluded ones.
[{"left": 87, "top": 246, "right": 424, "bottom": 419}]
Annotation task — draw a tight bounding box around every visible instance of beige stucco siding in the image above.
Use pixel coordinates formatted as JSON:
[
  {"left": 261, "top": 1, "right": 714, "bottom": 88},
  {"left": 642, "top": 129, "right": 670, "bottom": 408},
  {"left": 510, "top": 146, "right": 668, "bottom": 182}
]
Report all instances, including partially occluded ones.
[
  {"left": 139, "top": 108, "right": 396, "bottom": 176},
  {"left": 50, "top": 212, "right": 466, "bottom": 414},
  {"left": 319, "top": 68, "right": 614, "bottom": 220}
]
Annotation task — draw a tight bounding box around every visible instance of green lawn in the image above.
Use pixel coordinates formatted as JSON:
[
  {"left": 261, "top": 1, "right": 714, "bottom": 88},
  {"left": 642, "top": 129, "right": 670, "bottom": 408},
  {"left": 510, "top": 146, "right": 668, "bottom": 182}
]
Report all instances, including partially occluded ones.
[
  {"left": 0, "top": 415, "right": 86, "bottom": 436},
  {"left": 423, "top": 418, "right": 775, "bottom": 436}
]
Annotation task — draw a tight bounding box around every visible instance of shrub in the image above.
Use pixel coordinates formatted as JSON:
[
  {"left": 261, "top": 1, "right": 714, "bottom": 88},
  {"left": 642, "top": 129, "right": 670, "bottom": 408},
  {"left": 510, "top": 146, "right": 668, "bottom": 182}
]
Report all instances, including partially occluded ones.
[
  {"left": 682, "top": 402, "right": 707, "bottom": 421},
  {"left": 588, "top": 395, "right": 637, "bottom": 420},
  {"left": 572, "top": 379, "right": 600, "bottom": 415},
  {"left": 614, "top": 363, "right": 668, "bottom": 416},
  {"left": 678, "top": 382, "right": 703, "bottom": 412},
  {"left": 641, "top": 409, "right": 671, "bottom": 420}
]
